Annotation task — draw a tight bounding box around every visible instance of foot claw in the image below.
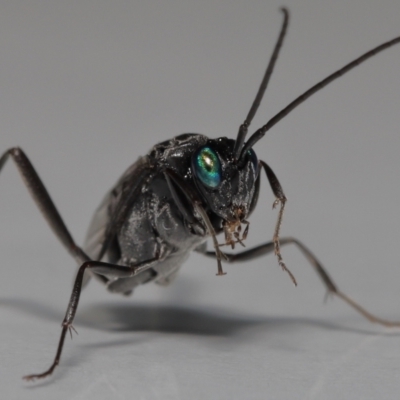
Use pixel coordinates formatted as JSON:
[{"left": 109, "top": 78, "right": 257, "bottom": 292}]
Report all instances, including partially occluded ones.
[
  {"left": 23, "top": 371, "right": 50, "bottom": 381},
  {"left": 279, "top": 261, "right": 297, "bottom": 286}
]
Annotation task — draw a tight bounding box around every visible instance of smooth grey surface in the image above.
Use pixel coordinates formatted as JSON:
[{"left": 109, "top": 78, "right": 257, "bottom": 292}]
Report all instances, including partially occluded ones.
[{"left": 1, "top": 1, "right": 400, "bottom": 399}]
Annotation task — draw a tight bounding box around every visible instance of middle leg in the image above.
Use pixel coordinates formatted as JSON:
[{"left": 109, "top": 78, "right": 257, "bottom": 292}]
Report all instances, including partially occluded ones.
[
  {"left": 200, "top": 236, "right": 400, "bottom": 327},
  {"left": 23, "top": 257, "right": 157, "bottom": 381}
]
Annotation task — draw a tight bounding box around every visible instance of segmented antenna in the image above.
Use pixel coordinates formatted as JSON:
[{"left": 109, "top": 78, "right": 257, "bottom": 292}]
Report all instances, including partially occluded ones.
[
  {"left": 233, "top": 7, "right": 289, "bottom": 160},
  {"left": 240, "top": 35, "right": 400, "bottom": 157}
]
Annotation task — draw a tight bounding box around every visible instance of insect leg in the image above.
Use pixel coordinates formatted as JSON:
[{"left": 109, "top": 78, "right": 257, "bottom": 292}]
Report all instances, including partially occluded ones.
[
  {"left": 164, "top": 168, "right": 226, "bottom": 276},
  {"left": 0, "top": 147, "right": 89, "bottom": 265},
  {"left": 259, "top": 160, "right": 297, "bottom": 286},
  {"left": 201, "top": 237, "right": 400, "bottom": 327},
  {"left": 23, "top": 257, "right": 157, "bottom": 381}
]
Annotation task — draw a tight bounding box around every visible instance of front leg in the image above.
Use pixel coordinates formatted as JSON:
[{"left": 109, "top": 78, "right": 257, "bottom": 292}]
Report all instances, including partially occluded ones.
[
  {"left": 260, "top": 160, "right": 296, "bottom": 285},
  {"left": 164, "top": 168, "right": 227, "bottom": 276}
]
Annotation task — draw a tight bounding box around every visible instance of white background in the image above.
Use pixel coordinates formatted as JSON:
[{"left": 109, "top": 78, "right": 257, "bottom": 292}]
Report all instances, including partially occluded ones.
[{"left": 1, "top": 1, "right": 400, "bottom": 399}]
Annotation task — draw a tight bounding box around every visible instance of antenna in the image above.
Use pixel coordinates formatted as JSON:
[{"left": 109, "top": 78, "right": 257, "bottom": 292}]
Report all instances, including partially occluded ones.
[{"left": 233, "top": 8, "right": 289, "bottom": 160}]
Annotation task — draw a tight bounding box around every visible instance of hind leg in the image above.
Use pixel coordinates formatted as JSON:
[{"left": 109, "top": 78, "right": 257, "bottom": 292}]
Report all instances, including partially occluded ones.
[{"left": 1, "top": 147, "right": 90, "bottom": 265}]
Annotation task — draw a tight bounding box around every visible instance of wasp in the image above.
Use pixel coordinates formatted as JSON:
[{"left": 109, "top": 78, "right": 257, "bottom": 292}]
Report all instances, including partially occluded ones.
[{"left": 1, "top": 8, "right": 400, "bottom": 380}]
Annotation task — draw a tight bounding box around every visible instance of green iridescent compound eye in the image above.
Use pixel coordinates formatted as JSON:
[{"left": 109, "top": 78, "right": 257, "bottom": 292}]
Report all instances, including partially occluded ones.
[{"left": 194, "top": 146, "right": 221, "bottom": 188}]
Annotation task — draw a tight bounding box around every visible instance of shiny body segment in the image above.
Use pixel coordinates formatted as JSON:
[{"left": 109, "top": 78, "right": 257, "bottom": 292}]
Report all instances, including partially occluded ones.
[{"left": 85, "top": 134, "right": 210, "bottom": 292}]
